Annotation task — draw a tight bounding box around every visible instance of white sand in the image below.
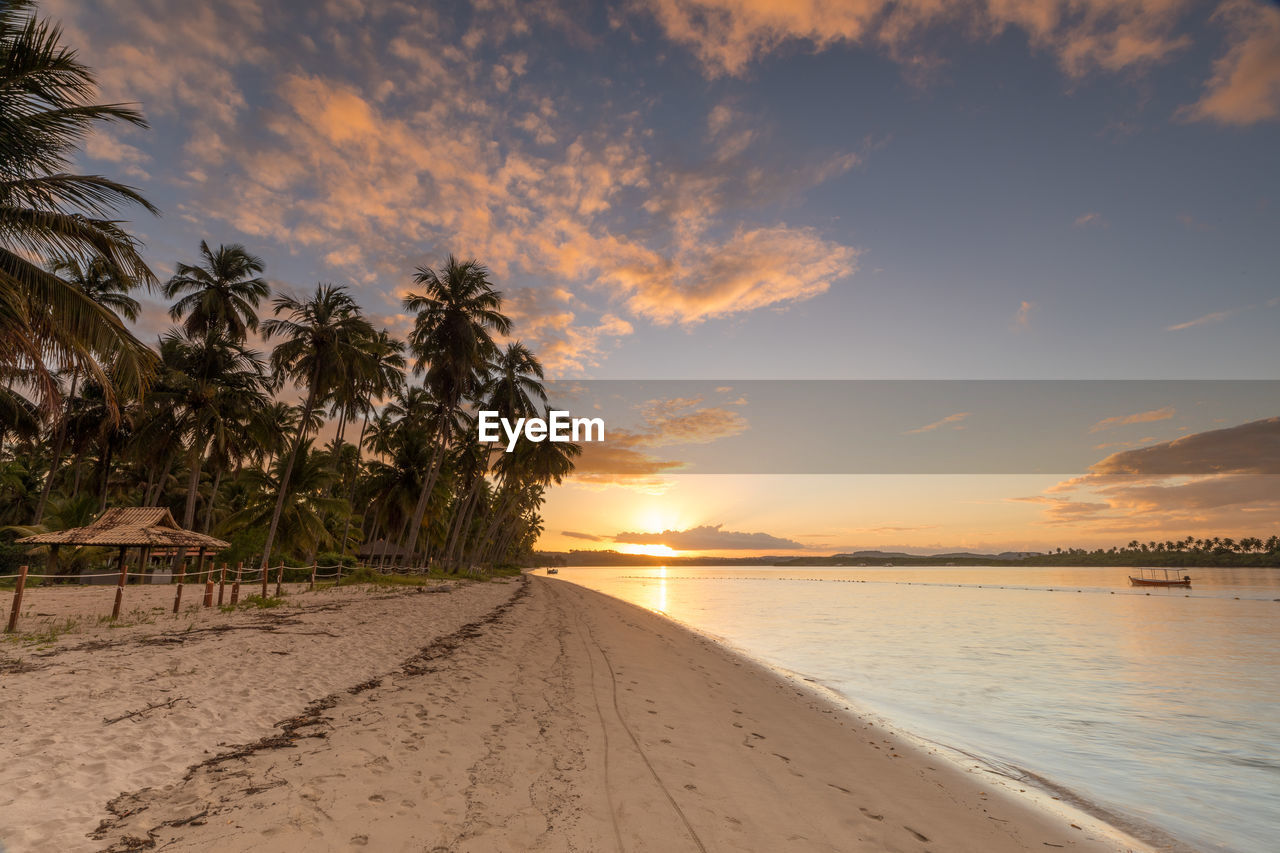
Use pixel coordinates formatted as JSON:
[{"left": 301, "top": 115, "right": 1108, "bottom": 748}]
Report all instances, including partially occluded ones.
[
  {"left": 0, "top": 579, "right": 517, "bottom": 853},
  {"left": 61, "top": 576, "right": 1148, "bottom": 852}
]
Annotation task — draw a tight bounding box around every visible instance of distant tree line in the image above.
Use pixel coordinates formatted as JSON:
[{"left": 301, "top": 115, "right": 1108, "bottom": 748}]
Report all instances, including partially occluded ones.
[{"left": 1017, "top": 536, "right": 1280, "bottom": 568}]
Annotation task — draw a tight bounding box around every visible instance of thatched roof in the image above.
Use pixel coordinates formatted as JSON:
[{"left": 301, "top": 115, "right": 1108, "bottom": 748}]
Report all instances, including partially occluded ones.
[
  {"left": 16, "top": 507, "right": 230, "bottom": 550},
  {"left": 358, "top": 538, "right": 409, "bottom": 558}
]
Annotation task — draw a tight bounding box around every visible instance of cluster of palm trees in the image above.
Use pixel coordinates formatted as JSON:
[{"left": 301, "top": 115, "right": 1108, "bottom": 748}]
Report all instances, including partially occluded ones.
[
  {"left": 1048, "top": 537, "right": 1280, "bottom": 556},
  {"left": 0, "top": 0, "right": 575, "bottom": 574}
]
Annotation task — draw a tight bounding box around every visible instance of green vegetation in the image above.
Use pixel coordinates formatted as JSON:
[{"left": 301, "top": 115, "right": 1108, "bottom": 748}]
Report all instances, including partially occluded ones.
[
  {"left": 0, "top": 2, "right": 574, "bottom": 579},
  {"left": 220, "top": 595, "right": 284, "bottom": 612}
]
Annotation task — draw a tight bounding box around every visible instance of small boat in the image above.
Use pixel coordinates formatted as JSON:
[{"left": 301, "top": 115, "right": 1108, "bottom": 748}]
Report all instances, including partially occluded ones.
[
  {"left": 1128, "top": 568, "right": 1191, "bottom": 587},
  {"left": 546, "top": 567, "right": 559, "bottom": 575}
]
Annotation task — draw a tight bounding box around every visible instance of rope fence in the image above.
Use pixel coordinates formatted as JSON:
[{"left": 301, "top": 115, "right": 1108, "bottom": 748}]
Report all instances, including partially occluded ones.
[{"left": 2, "top": 557, "right": 464, "bottom": 635}]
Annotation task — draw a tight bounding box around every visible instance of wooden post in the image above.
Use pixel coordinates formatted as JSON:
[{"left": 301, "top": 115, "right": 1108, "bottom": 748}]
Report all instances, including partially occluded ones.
[
  {"left": 217, "top": 562, "right": 227, "bottom": 606},
  {"left": 111, "top": 546, "right": 128, "bottom": 620},
  {"left": 200, "top": 549, "right": 213, "bottom": 607},
  {"left": 275, "top": 560, "right": 285, "bottom": 597},
  {"left": 139, "top": 546, "right": 152, "bottom": 587},
  {"left": 261, "top": 559, "right": 270, "bottom": 599},
  {"left": 230, "top": 561, "right": 242, "bottom": 605},
  {"left": 6, "top": 565, "right": 28, "bottom": 633},
  {"left": 309, "top": 561, "right": 317, "bottom": 591},
  {"left": 173, "top": 554, "right": 187, "bottom": 614},
  {"left": 336, "top": 562, "right": 343, "bottom": 586}
]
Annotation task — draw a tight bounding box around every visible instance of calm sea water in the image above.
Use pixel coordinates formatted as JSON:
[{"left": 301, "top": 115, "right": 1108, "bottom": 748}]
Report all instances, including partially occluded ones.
[{"left": 553, "top": 566, "right": 1280, "bottom": 853}]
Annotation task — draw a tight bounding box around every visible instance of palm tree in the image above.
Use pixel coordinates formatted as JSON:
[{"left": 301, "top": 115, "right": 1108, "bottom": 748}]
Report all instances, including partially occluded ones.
[
  {"left": 441, "top": 342, "right": 546, "bottom": 568},
  {"left": 338, "top": 330, "right": 405, "bottom": 553},
  {"left": 400, "top": 256, "right": 510, "bottom": 566},
  {"left": 164, "top": 241, "right": 269, "bottom": 341},
  {"left": 258, "top": 284, "right": 374, "bottom": 569},
  {"left": 151, "top": 330, "right": 270, "bottom": 566},
  {"left": 0, "top": 0, "right": 158, "bottom": 416},
  {"left": 223, "top": 439, "right": 346, "bottom": 561},
  {"left": 32, "top": 257, "right": 143, "bottom": 522}
]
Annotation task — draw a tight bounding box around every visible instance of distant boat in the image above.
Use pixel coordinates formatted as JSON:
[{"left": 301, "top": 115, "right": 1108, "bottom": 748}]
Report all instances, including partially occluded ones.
[
  {"left": 1129, "top": 568, "right": 1191, "bottom": 587},
  {"left": 546, "top": 567, "right": 559, "bottom": 575}
]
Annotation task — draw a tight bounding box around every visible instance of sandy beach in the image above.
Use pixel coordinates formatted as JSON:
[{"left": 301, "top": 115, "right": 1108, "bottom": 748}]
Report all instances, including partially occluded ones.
[{"left": 1, "top": 575, "right": 1144, "bottom": 852}]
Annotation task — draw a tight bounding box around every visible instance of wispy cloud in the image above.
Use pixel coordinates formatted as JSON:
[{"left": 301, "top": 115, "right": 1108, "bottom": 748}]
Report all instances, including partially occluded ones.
[
  {"left": 1013, "top": 300, "right": 1033, "bottom": 330},
  {"left": 1166, "top": 310, "right": 1233, "bottom": 331},
  {"left": 1177, "top": 212, "right": 1216, "bottom": 231},
  {"left": 1089, "top": 407, "right": 1176, "bottom": 433},
  {"left": 904, "top": 412, "right": 970, "bottom": 435},
  {"left": 561, "top": 530, "right": 604, "bottom": 542},
  {"left": 1074, "top": 211, "right": 1105, "bottom": 228}
]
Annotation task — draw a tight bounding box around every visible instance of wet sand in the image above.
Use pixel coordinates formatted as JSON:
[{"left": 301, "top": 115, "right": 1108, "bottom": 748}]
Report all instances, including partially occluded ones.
[{"left": 45, "top": 575, "right": 1146, "bottom": 852}]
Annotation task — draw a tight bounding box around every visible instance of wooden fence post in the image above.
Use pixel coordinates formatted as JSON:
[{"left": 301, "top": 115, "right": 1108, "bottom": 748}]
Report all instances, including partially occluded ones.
[
  {"left": 260, "top": 561, "right": 270, "bottom": 599},
  {"left": 275, "top": 560, "right": 285, "bottom": 597},
  {"left": 111, "top": 547, "right": 128, "bottom": 620},
  {"left": 230, "top": 561, "right": 242, "bottom": 605},
  {"left": 201, "top": 549, "right": 213, "bottom": 607},
  {"left": 309, "top": 561, "right": 317, "bottom": 591},
  {"left": 336, "top": 562, "right": 343, "bottom": 585},
  {"left": 173, "top": 555, "right": 186, "bottom": 614},
  {"left": 6, "top": 565, "right": 28, "bottom": 633},
  {"left": 217, "top": 562, "right": 227, "bottom": 606}
]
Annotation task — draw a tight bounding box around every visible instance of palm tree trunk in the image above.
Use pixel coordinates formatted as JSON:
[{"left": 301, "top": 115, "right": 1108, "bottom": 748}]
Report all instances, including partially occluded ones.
[
  {"left": 260, "top": 380, "right": 318, "bottom": 570},
  {"left": 400, "top": 420, "right": 449, "bottom": 567},
  {"left": 443, "top": 476, "right": 481, "bottom": 569},
  {"left": 339, "top": 406, "right": 373, "bottom": 554},
  {"left": 171, "top": 442, "right": 204, "bottom": 571},
  {"left": 33, "top": 372, "right": 78, "bottom": 523},
  {"left": 202, "top": 466, "right": 223, "bottom": 533},
  {"left": 69, "top": 447, "right": 86, "bottom": 496},
  {"left": 147, "top": 452, "right": 175, "bottom": 506},
  {"left": 97, "top": 446, "right": 114, "bottom": 512}
]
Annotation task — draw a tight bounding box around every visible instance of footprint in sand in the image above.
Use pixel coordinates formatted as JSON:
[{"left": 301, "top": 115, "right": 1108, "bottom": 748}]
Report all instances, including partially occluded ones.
[
  {"left": 903, "top": 825, "right": 929, "bottom": 841},
  {"left": 859, "top": 807, "right": 883, "bottom": 821}
]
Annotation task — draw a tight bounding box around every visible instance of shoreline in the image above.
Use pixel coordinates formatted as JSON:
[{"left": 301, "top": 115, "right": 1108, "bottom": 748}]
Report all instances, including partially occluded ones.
[{"left": 624, "top": 595, "right": 1175, "bottom": 853}]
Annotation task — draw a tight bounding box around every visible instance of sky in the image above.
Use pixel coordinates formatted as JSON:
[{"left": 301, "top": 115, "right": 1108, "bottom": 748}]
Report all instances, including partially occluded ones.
[{"left": 46, "top": 0, "right": 1280, "bottom": 555}]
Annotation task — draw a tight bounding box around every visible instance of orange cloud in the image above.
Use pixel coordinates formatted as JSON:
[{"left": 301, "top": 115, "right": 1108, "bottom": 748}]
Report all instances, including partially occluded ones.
[
  {"left": 1089, "top": 406, "right": 1176, "bottom": 432},
  {"left": 904, "top": 412, "right": 970, "bottom": 434},
  {"left": 1181, "top": 0, "right": 1280, "bottom": 125},
  {"left": 1023, "top": 417, "right": 1280, "bottom": 531},
  {"left": 1013, "top": 300, "right": 1033, "bottom": 330},
  {"left": 643, "top": 0, "right": 1191, "bottom": 79},
  {"left": 613, "top": 523, "right": 804, "bottom": 550}
]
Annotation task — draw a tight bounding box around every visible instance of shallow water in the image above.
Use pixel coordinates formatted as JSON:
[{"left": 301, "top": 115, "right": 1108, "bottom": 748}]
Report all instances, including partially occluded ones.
[{"left": 554, "top": 566, "right": 1280, "bottom": 852}]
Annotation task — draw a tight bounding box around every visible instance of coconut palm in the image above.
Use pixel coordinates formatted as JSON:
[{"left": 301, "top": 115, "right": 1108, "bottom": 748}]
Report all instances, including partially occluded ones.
[
  {"left": 31, "top": 256, "right": 143, "bottom": 521},
  {"left": 258, "top": 284, "right": 375, "bottom": 569},
  {"left": 164, "top": 241, "right": 269, "bottom": 341},
  {"left": 151, "top": 330, "right": 271, "bottom": 555},
  {"left": 441, "top": 342, "right": 546, "bottom": 568},
  {"left": 399, "top": 256, "right": 510, "bottom": 566},
  {"left": 338, "top": 329, "right": 405, "bottom": 553},
  {"left": 222, "top": 439, "right": 346, "bottom": 561},
  {"left": 0, "top": 0, "right": 158, "bottom": 415}
]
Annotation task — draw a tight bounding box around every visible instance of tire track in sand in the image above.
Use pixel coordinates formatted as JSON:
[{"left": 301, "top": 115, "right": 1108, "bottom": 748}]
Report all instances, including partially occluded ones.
[{"left": 551, "top": 579, "right": 707, "bottom": 853}]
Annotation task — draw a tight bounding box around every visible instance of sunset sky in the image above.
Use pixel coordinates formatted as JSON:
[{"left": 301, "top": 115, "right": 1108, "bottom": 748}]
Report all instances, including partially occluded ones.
[{"left": 50, "top": 0, "right": 1280, "bottom": 555}]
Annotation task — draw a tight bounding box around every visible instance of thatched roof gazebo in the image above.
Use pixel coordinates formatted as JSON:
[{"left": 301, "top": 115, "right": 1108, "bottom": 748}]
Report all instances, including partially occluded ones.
[{"left": 17, "top": 508, "right": 229, "bottom": 618}]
